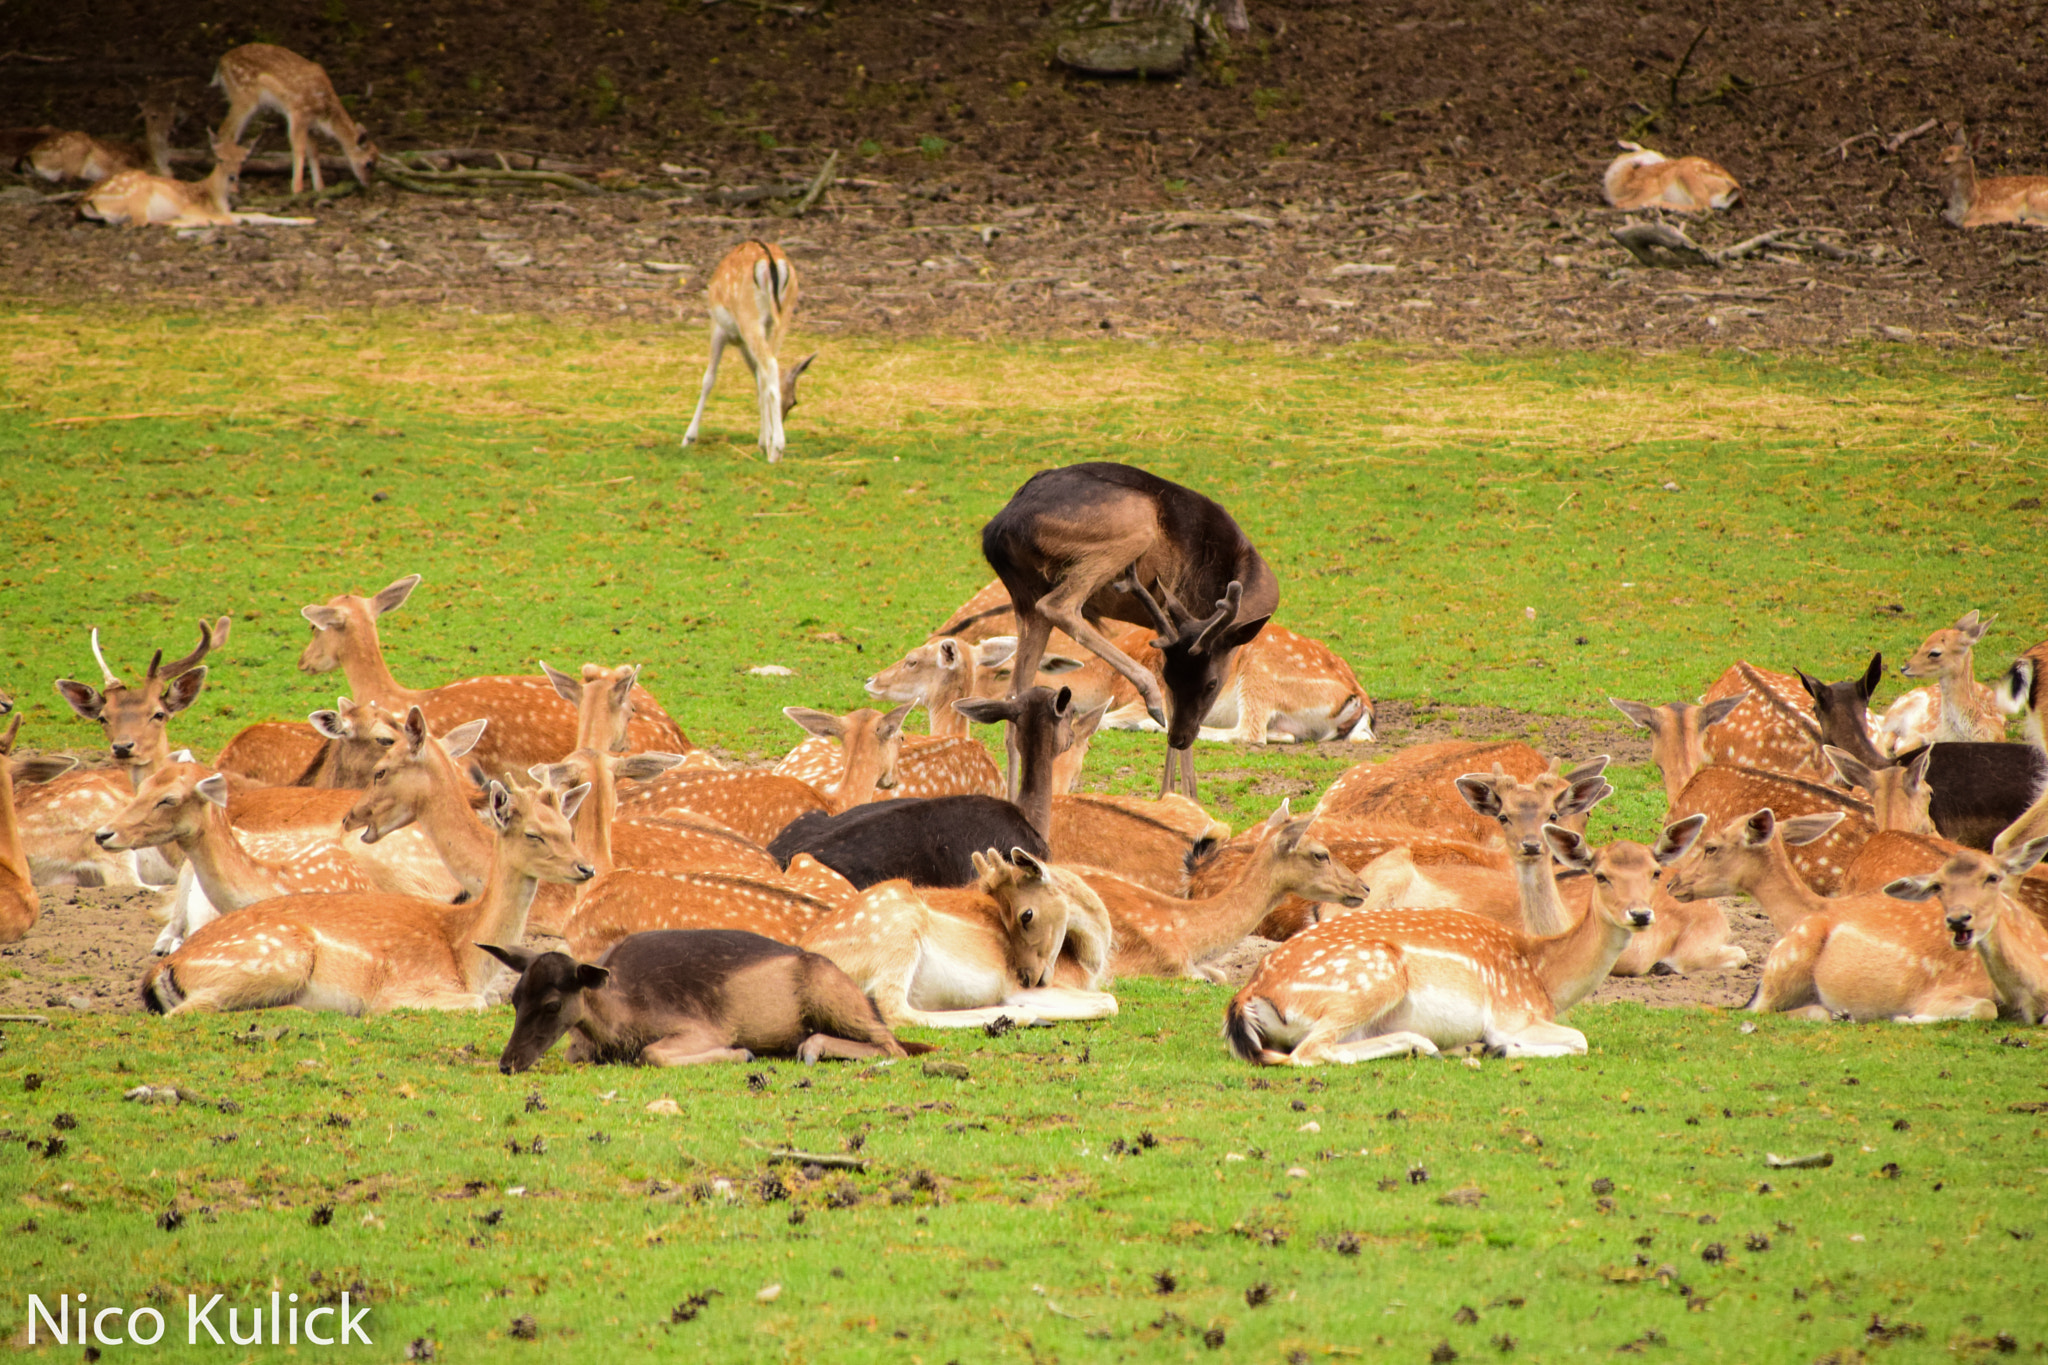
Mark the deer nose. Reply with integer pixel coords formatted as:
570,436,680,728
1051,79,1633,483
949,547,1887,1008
94,829,116,847
110,741,135,758
1628,909,1653,928
573,863,596,882
1519,840,1542,857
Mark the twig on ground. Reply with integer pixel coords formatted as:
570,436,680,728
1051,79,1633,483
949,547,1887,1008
389,158,602,195
789,148,838,217
1611,221,1720,269
1884,118,1940,153
743,1140,871,1170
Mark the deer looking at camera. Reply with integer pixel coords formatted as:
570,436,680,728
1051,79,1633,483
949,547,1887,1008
1935,128,2048,230
681,241,816,461
1888,838,2048,1024
214,43,377,193
981,462,1277,800
1602,142,1741,212
1895,611,2004,742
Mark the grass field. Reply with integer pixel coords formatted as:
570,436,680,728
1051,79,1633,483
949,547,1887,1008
3,311,2047,1360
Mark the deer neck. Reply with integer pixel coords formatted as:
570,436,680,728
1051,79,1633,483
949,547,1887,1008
1511,852,1574,938
1977,900,2048,1020
411,763,494,893
182,802,284,912
1167,837,1298,963
1936,653,1981,738
453,838,543,995
1740,842,1830,934
927,669,971,739
1014,745,1057,839
0,771,27,889
1523,901,1634,1014
340,620,419,709
571,769,619,877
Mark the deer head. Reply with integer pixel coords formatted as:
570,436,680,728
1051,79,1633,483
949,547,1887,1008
344,704,488,842
93,762,232,852
1900,611,1993,681
479,944,611,1074
54,618,228,769
1543,815,1704,932
1887,837,2048,951
1127,576,1271,750
1455,758,1611,861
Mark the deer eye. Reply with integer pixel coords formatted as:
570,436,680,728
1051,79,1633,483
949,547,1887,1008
1313,851,1329,863
158,797,177,808
377,736,394,747
1019,908,1034,926
1594,873,1610,884
527,833,544,843
153,711,169,722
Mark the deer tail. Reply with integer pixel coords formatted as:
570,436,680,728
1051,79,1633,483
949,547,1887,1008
141,960,182,1015
1224,992,1284,1064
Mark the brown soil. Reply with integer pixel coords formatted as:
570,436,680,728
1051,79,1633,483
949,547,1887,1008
0,886,163,1017
2,1,2042,348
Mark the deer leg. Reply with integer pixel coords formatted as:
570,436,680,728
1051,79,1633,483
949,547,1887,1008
758,353,784,462
798,1032,899,1063
1482,1020,1587,1057
644,1033,755,1066
681,327,729,446
1002,986,1117,1020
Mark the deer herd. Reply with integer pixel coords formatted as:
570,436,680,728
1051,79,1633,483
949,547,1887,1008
6,458,2048,1074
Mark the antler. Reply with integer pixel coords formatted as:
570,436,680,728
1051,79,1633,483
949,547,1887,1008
1190,581,1245,655
152,616,230,681
1117,573,1182,647
89,628,123,688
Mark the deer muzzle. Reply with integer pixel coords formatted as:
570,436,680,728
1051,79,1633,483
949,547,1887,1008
1627,908,1654,929
1946,913,1975,950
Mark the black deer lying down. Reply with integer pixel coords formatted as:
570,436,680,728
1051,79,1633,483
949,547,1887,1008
480,931,934,1073
981,461,1277,800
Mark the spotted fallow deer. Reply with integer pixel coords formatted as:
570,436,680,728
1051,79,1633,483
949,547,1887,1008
297,575,693,776
981,462,1278,800
141,779,592,1016
772,702,1008,806
215,696,408,789
1226,817,1703,1065
1897,611,2004,743
557,846,855,961
81,140,248,229
680,241,815,461
1668,765,1878,897
864,635,1093,739
616,768,828,848
1843,830,2048,926
25,98,178,183
0,716,42,944
1935,128,2048,230
801,848,1117,1029
1191,823,1507,940
1888,837,2048,1023
1997,638,2048,750
1609,694,1748,805
214,43,377,194
1050,793,1232,898
1602,142,1741,212
1687,656,1888,787
1108,623,1375,745
1309,744,1601,849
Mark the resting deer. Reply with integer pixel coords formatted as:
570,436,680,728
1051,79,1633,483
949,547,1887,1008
1898,610,2003,742
1844,830,2048,926
1310,743,1597,848
1669,765,1877,896
1935,128,2048,230
865,635,1091,738
215,696,408,789
0,716,42,944
1114,623,1375,745
1602,142,1741,212
81,139,248,229
1610,694,1747,805
981,462,1277,799
1888,838,2048,1023
801,848,1116,1029
142,780,592,1015
558,855,854,962
681,241,815,461
25,99,177,183
617,768,828,847
1226,818,1703,1065
1191,823,1505,940
214,43,377,193
1051,792,1231,898
773,702,1007,804
483,931,933,1072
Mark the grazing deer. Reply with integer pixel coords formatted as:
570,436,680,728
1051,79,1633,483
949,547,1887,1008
1081,803,1367,980
1602,142,1741,212
1843,830,2048,926
215,697,408,789
483,930,934,1072
1935,128,2048,229
801,848,1117,1029
214,43,377,193
1888,838,2048,1022
81,139,248,229
0,716,42,944
1669,765,1877,896
141,780,592,1015
1898,610,2004,742
298,575,693,775
1609,694,1747,804
1051,792,1231,898
981,462,1277,799
680,241,816,461
1226,818,1703,1065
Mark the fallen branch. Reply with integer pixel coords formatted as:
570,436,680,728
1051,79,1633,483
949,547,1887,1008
1884,118,1940,153
0,1013,50,1025
788,148,838,217
388,159,602,195
1719,229,1785,260
1611,221,1720,269
744,1141,870,1171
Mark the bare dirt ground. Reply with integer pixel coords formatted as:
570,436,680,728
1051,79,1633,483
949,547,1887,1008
1,0,2042,349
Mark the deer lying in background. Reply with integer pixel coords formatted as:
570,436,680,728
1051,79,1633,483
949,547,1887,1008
26,99,179,183
215,42,377,193
773,702,1007,803
1226,818,1702,1065
215,696,407,789
1888,837,2048,1023
865,634,1107,737
681,240,815,460
801,848,1116,1029
558,855,853,961
1668,765,1877,896
1602,142,1740,212
1113,623,1375,745
483,930,934,1072
1050,792,1230,898
1191,823,1505,940
1610,694,1747,806
1844,830,2048,926
0,716,42,944
1935,128,2048,230
81,140,248,229
617,767,828,847
1310,743,1599,848
1895,611,2003,742
1080,803,1367,980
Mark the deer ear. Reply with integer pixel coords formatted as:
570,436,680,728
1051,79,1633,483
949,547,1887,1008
196,773,232,808
952,696,1017,726
1741,808,1778,846
11,754,79,784
2004,835,2048,878
1779,811,1846,846
1009,848,1050,882
1608,698,1659,731
1823,745,1874,792
574,963,612,991
783,707,846,740
1052,686,1073,717
1654,814,1706,865
1903,747,1934,791
483,781,515,830
371,574,420,618
973,637,1018,670
878,703,914,740
162,666,208,715
1561,755,1611,785
53,678,107,721
1261,799,1293,835
403,705,430,750
1542,824,1593,870
559,782,591,821
476,942,538,974
301,604,347,631
540,660,581,704
1218,614,1271,654
531,762,574,789
934,639,963,670
442,718,488,759
1883,875,1942,902
1797,669,1825,703
1555,778,1613,821
610,665,639,706
1698,693,1747,729
308,709,348,740
1454,773,1502,818
616,752,687,782
1860,653,1884,700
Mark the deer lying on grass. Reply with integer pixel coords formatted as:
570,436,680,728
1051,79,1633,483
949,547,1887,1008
81,140,248,229
558,855,854,962
1602,142,1741,212
0,716,43,944
801,848,1116,1029
773,703,1006,802
681,241,815,461
25,98,178,182
214,43,377,193
299,575,692,774
1226,817,1703,1065
1191,824,1505,940
1311,744,1600,848
142,780,593,1015
1843,830,2048,925
215,696,407,789
1895,611,2003,742
1669,765,1878,896
1050,792,1231,898
1935,128,2048,230
1079,803,1366,980
1609,695,1747,804
1888,838,2048,1023
981,462,1277,799
617,768,828,847
483,931,934,1071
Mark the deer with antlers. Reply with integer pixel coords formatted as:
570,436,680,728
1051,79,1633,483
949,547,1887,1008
1888,837,2048,1023
1935,128,2048,230
1602,142,1741,212
142,779,592,1015
0,716,42,944
680,241,816,461
1226,817,1704,1064
81,139,248,229
214,43,377,194
981,462,1277,800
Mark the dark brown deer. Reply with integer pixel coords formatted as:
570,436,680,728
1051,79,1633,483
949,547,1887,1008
980,462,1277,799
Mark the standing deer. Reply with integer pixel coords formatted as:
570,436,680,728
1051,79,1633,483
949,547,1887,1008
1898,610,2003,742
214,43,377,193
80,139,246,229
981,462,1277,799
1888,838,2048,1023
1997,638,2048,749
1602,143,1741,212
0,716,42,944
1935,128,2048,229
680,241,816,461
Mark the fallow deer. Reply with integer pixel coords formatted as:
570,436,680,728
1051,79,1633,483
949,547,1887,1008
298,575,693,775
214,43,378,194
214,696,407,789
1602,142,1741,212
1051,792,1231,898
981,462,1277,799
1691,656,1887,786
483,931,932,1072
81,139,248,229
1997,638,2048,750
928,578,1021,644
1310,744,1600,848
1080,803,1367,980
1191,822,1507,939
26,98,178,183
1898,610,2004,742
680,241,815,461
801,848,1117,1029
1609,695,1747,805
1888,838,2048,1023
1668,765,1878,896
541,660,652,754
0,716,42,944
1821,746,1937,837
1112,623,1375,745
1935,128,2048,230
1226,818,1703,1064
1843,830,2048,926
141,780,593,1015
616,768,828,848
864,635,1091,738
558,855,856,962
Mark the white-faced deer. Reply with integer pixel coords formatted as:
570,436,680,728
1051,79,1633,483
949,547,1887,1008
1935,128,2048,229
981,462,1277,799
1602,142,1741,212
1888,837,2048,1023
800,848,1117,1029
1997,638,2048,750
298,575,693,775
482,930,934,1072
0,716,42,944
1898,611,2004,742
1669,765,1877,896
1081,803,1367,980
1226,818,1703,1064
80,139,248,229
141,780,592,1015
1609,695,1748,804
214,43,377,193
680,241,815,461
